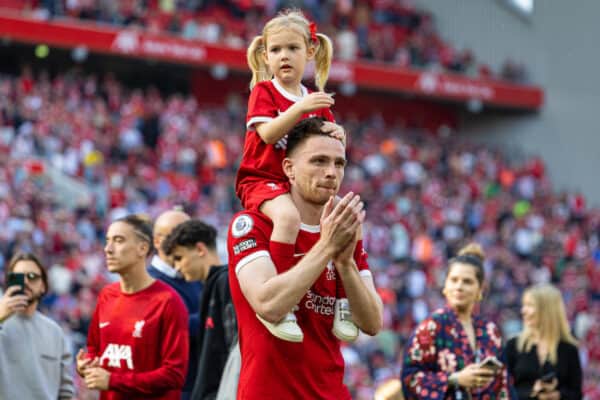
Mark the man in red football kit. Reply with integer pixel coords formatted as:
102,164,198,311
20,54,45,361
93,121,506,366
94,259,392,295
76,214,189,400
228,117,383,399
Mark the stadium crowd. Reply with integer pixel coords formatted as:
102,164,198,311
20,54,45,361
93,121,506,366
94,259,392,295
10,0,528,82
0,68,598,398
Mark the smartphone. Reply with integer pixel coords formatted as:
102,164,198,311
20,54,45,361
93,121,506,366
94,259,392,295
541,371,556,384
480,356,503,372
7,272,25,295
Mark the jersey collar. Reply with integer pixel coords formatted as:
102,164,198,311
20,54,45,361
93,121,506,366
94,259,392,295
271,78,308,103
300,222,320,233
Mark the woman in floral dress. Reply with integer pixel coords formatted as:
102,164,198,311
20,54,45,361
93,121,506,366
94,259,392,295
401,243,511,400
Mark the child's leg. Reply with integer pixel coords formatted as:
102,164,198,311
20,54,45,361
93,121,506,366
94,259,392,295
260,193,301,274
332,217,360,342
336,277,347,301
256,193,304,342
333,281,358,342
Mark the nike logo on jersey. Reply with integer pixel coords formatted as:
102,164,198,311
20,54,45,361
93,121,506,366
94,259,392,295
99,322,110,328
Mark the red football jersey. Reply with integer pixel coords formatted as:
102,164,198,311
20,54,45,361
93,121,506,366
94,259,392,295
87,280,189,400
227,211,371,400
235,80,335,199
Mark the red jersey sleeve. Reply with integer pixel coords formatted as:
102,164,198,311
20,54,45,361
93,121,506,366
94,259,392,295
353,239,371,275
108,295,189,394
320,106,336,123
86,290,102,359
228,212,272,276
246,83,278,130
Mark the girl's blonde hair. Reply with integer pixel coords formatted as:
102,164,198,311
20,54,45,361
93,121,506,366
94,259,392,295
247,9,333,92
517,284,578,364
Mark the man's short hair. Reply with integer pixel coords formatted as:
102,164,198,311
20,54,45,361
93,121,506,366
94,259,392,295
162,220,218,256
285,117,332,157
115,214,154,256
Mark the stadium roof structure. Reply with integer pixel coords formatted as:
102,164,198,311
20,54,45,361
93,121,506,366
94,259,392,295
0,11,543,111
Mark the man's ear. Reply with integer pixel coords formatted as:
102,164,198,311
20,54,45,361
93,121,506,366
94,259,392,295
139,241,150,258
195,242,207,257
153,235,161,253
282,158,294,181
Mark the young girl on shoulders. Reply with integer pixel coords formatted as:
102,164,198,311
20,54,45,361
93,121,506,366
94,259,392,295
235,9,357,343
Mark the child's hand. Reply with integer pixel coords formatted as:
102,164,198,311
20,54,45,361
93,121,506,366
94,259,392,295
296,92,334,114
321,122,346,146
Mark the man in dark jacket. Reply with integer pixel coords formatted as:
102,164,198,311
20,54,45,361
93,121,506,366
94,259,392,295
162,219,237,400
149,209,202,399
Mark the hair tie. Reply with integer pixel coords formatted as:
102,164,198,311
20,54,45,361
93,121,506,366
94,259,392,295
309,21,318,43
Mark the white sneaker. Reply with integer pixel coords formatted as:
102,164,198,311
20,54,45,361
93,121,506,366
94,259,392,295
256,310,304,343
332,298,358,342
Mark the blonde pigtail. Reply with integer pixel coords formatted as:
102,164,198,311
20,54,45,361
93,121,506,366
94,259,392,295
313,33,333,92
247,36,271,90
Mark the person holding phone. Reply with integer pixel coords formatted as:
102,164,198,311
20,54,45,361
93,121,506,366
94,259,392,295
505,284,582,400
0,252,75,400
401,243,510,399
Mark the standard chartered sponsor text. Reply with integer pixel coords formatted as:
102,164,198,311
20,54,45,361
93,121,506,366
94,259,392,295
304,290,335,316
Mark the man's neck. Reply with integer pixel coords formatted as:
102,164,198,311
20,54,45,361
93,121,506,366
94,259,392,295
203,253,223,281
22,302,38,318
119,263,155,294
290,190,324,226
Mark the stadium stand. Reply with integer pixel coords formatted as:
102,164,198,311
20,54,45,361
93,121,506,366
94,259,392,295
2,0,528,82
1,66,598,398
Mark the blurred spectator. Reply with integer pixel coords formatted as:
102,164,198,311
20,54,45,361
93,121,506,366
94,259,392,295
0,252,75,400
401,243,511,399
505,284,582,400
15,1,528,82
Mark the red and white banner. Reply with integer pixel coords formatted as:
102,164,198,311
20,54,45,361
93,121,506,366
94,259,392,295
0,12,543,110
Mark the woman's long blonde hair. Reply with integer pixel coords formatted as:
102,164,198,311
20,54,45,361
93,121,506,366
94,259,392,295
517,284,578,364
247,9,333,92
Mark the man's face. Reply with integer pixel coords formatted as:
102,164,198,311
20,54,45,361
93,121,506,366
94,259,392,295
104,221,148,274
153,211,189,260
170,244,206,282
11,260,45,307
285,135,346,205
